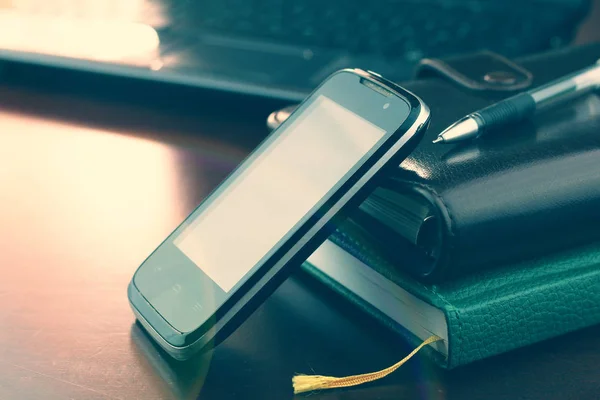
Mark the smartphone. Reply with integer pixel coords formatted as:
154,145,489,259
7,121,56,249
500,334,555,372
128,68,430,360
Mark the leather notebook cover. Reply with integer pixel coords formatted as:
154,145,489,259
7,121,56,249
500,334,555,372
332,42,600,281
303,217,600,369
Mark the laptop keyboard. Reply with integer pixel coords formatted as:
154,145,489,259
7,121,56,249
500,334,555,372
162,0,577,63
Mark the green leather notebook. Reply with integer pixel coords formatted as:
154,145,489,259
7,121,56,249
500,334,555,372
302,219,600,369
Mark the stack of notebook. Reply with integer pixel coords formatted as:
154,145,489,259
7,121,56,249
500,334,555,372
297,44,600,369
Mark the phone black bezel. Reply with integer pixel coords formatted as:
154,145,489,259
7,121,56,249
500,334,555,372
128,69,430,359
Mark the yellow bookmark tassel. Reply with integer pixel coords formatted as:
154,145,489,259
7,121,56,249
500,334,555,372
293,335,443,394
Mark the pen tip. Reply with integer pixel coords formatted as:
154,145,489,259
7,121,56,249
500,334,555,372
432,137,443,144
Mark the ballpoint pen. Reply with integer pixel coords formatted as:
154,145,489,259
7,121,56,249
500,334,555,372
433,59,600,144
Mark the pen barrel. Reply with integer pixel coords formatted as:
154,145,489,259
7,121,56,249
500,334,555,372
473,93,536,134
531,62,600,108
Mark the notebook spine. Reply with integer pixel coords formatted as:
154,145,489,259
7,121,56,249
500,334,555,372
357,186,440,259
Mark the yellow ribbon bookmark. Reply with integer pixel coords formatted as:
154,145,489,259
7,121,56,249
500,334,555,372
293,335,443,394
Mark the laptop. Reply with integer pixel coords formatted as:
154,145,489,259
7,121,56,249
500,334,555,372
0,0,586,102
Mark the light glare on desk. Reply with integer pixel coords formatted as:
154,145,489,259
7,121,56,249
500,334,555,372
0,10,160,66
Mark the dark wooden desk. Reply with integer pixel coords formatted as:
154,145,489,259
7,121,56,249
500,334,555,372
1,80,599,400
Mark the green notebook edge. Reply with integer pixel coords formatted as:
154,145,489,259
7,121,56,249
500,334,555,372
301,219,600,369
300,259,449,366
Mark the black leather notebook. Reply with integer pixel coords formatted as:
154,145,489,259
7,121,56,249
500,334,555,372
342,43,600,281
